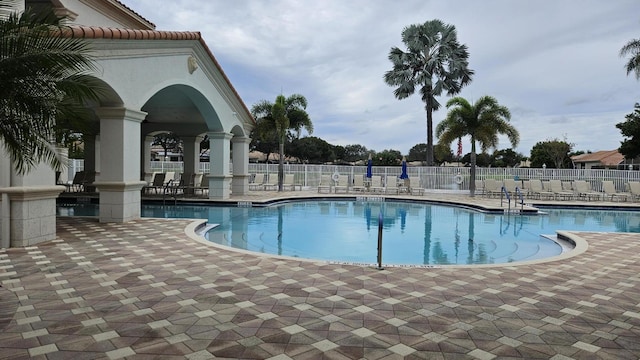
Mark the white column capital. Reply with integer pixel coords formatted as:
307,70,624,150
94,107,147,123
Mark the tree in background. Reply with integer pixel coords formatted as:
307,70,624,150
461,152,492,167
407,143,427,163
251,94,312,191
620,37,640,79
616,103,640,159
342,144,369,163
529,139,573,168
384,19,473,166
0,9,101,173
491,148,525,167
373,149,402,166
436,96,519,196
152,132,182,160
289,137,334,164
434,143,455,165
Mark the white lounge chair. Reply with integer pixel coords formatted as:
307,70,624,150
318,174,333,193
409,176,425,195
602,180,631,201
385,176,400,194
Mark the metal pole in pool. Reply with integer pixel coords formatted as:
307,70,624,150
377,212,384,270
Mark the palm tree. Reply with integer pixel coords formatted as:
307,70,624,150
0,9,100,173
620,38,640,79
384,19,473,166
436,96,519,196
251,94,312,191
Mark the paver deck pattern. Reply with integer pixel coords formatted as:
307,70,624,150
2,192,640,359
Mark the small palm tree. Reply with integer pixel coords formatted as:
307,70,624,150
384,19,473,166
436,96,519,196
0,9,100,173
620,37,640,79
251,94,312,191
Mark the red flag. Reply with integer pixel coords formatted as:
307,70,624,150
457,138,463,157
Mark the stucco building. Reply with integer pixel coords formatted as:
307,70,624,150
0,0,254,247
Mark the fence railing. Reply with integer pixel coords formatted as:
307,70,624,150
65,159,640,192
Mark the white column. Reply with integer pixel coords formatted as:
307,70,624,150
93,107,147,222
207,131,232,199
142,135,153,182
231,136,251,195
182,136,202,175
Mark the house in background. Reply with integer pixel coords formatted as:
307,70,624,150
571,150,638,170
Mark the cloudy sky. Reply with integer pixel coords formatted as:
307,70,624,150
123,0,640,156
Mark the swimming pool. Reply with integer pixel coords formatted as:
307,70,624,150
56,200,640,266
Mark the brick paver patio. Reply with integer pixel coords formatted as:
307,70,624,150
1,193,640,359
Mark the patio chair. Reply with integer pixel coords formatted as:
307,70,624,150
385,176,400,194
350,175,367,193
191,174,208,197
263,174,279,191
628,181,640,202
249,173,266,190
334,175,350,193
369,175,385,193
283,174,302,191
409,176,425,195
601,180,632,202
482,179,502,198
573,180,602,201
143,172,166,195
64,171,85,193
502,178,518,197
164,171,176,185
528,179,554,200
317,174,333,193
549,179,574,200
474,179,484,196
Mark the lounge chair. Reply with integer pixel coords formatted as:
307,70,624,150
573,180,602,201
385,176,400,194
628,181,640,202
65,171,85,193
549,180,574,200
483,179,502,198
334,175,350,193
249,174,266,190
191,174,208,197
528,179,554,200
283,174,302,191
143,172,166,195
317,174,333,193
474,179,484,196
369,175,384,193
602,180,631,201
263,174,279,191
502,178,518,196
351,175,367,193
164,171,175,185
409,176,425,195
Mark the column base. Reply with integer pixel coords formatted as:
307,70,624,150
231,174,250,196
94,181,146,223
208,175,231,200
0,185,65,247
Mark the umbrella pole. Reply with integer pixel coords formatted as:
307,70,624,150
377,213,384,270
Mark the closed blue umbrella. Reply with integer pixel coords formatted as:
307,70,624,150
400,156,408,179
366,154,372,179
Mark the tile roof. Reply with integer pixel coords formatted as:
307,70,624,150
61,26,254,124
571,149,624,166
112,0,155,28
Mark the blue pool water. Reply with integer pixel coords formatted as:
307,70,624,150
56,200,640,266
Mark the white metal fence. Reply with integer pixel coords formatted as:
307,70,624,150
66,159,640,192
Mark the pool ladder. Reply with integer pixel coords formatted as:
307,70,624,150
501,186,525,213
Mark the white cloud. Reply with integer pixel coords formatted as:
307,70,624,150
123,0,640,156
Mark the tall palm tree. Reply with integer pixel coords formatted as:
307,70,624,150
0,9,100,173
251,94,312,191
620,38,640,79
384,19,473,166
436,96,519,196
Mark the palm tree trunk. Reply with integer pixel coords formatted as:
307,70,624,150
278,142,284,192
469,140,477,197
425,93,435,166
